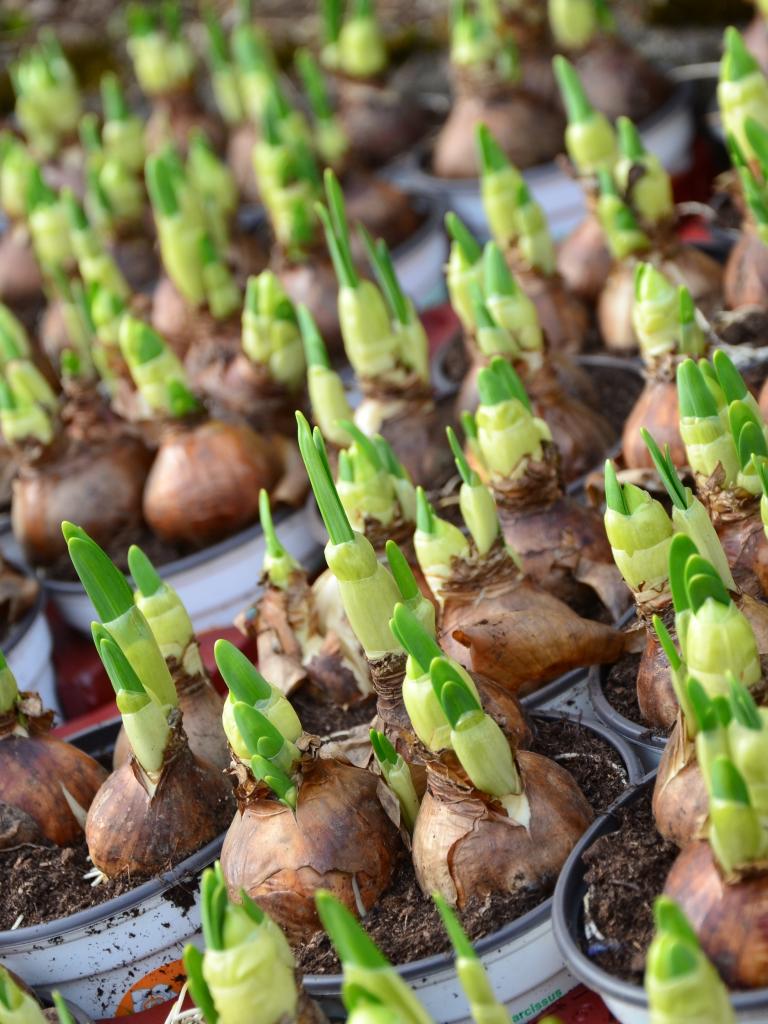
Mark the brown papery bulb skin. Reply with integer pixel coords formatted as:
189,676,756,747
337,79,428,169
151,276,213,359
557,214,613,304
0,231,43,312
345,176,421,253
0,734,108,846
652,721,707,848
227,123,259,203
143,419,280,546
413,749,593,907
114,673,228,772
443,579,627,696
516,268,589,356
636,626,679,730
575,37,671,123
724,228,768,310
715,513,768,601
433,91,564,179
86,734,235,879
144,95,226,157
473,675,534,749
12,437,152,568
40,299,72,369
622,377,685,471
599,248,723,354
376,397,458,489
664,840,768,988
278,257,344,359
220,758,400,943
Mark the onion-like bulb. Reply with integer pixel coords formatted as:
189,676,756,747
0,680,107,847
87,711,234,878
143,419,281,545
220,757,400,943
412,750,593,906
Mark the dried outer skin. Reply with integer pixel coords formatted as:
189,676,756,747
412,749,593,907
87,716,235,878
227,122,259,203
696,472,768,600
664,839,768,988
557,213,613,304
151,275,204,358
598,247,723,354
0,228,43,309
634,592,679,731
652,715,708,848
724,227,768,311
345,176,422,254
220,757,400,943
622,373,686,472
336,77,428,169
433,89,564,179
12,436,152,568
514,266,589,356
40,299,72,369
143,419,281,546
574,36,670,123
0,729,108,846
494,445,630,620
277,255,344,360
114,662,228,771
297,992,330,1024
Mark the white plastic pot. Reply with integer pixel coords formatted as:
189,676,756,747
588,662,666,772
304,712,643,1022
551,777,768,1024
0,832,223,1019
44,505,321,635
388,87,694,240
392,194,448,310
5,583,58,714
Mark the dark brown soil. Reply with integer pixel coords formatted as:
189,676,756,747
289,689,376,737
0,842,135,931
580,790,678,984
585,361,645,439
43,527,190,583
603,654,673,741
296,715,629,973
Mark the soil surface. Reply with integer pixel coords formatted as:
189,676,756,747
290,688,376,737
580,789,678,984
0,842,135,930
296,715,629,973
603,653,673,741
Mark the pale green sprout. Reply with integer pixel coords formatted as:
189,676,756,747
447,426,503,558
668,535,760,699
298,414,402,660
203,9,244,126
26,167,74,271
596,170,651,260
513,180,557,275
725,677,768,823
337,0,387,78
259,489,302,590
645,897,735,1024
0,307,30,364
64,523,179,714
184,861,298,1024
146,152,206,307
615,118,675,227
12,32,81,159
718,27,768,162
548,0,599,50
632,264,707,361
0,135,36,220
126,4,195,97
475,357,551,480
432,657,526,821
232,23,277,123
128,544,204,678
215,639,302,761
242,272,305,391
370,728,420,831
119,315,200,419
476,124,524,249
298,48,349,167
0,650,19,718
450,1,518,83
0,965,49,1024
62,189,130,299
433,894,510,1024
728,396,768,497
553,56,617,175
483,243,543,365
299,304,354,447
445,212,484,333
390,602,481,753
677,358,740,485
0,374,54,447
642,430,735,591
757,458,768,542
100,73,145,174
336,420,411,531
385,540,436,638
603,460,674,599
200,234,241,320
316,890,434,1024
414,486,470,605
233,699,301,778
188,132,238,249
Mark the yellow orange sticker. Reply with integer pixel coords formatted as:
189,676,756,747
116,959,186,1016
